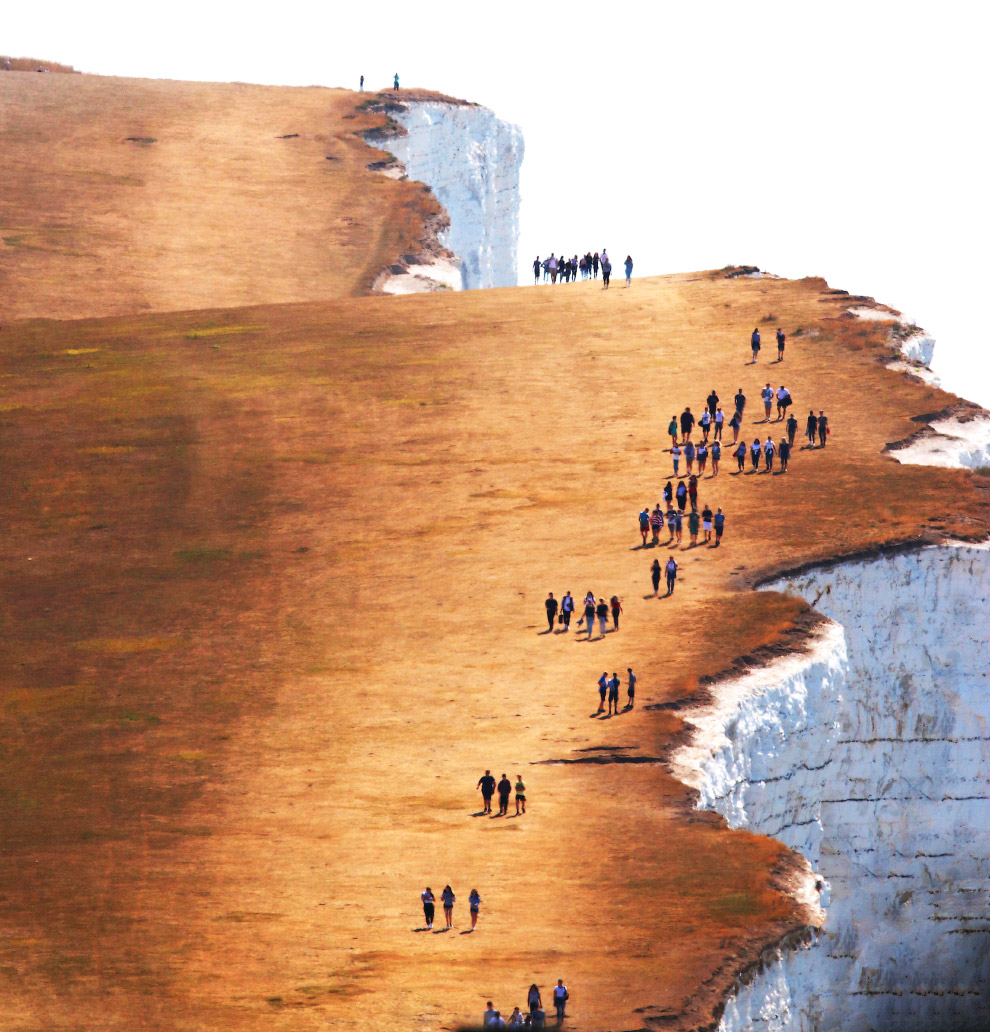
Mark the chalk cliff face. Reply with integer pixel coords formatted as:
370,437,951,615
386,102,524,290
675,544,990,1032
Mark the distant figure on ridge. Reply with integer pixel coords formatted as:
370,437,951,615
751,327,761,362
534,256,541,283
393,72,400,90
360,74,364,91
601,255,612,289
624,255,633,286
776,327,786,360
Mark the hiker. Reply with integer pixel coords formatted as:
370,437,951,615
674,508,683,544
581,595,596,637
779,437,791,472
688,475,699,510
601,256,612,288
711,440,721,475
608,672,620,715
624,255,633,286
610,594,623,630
764,436,776,472
671,442,682,475
545,592,558,631
421,887,435,929
680,406,695,443
441,885,455,928
706,389,719,417
714,406,725,440
776,385,791,420
359,74,364,90
762,383,774,421
676,481,687,512
663,481,674,507
751,328,761,362
665,556,678,595
777,328,786,360
806,410,818,447
497,774,512,816
713,508,726,546
553,981,569,1023
561,591,574,630
469,888,482,929
533,257,541,283
701,504,713,543
734,387,746,418
596,597,609,638
818,410,829,446
597,672,608,712
393,72,400,90
688,508,700,545
477,770,496,813
668,415,679,448
734,440,747,472
651,558,662,596
485,1003,498,1027
639,507,650,546
665,507,677,543
515,773,526,814
592,252,600,277
786,412,798,447
528,985,543,1015
700,409,712,442
697,442,708,476
750,438,762,471
650,505,663,545
729,409,741,444
627,668,637,708
684,439,696,475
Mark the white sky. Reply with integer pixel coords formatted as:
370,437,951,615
6,0,990,406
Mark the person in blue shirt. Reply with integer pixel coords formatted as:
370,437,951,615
393,72,400,90
751,328,761,362
734,440,747,472
713,508,726,546
639,507,650,546
624,255,633,286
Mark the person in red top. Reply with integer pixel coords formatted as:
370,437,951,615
610,595,623,630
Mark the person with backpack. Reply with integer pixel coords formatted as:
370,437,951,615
776,328,786,360
763,436,776,472
779,437,791,473
818,410,829,447
639,507,650,546
553,981,569,1023
734,440,747,472
713,508,726,546
561,591,574,630
651,558,662,596
544,592,558,632
610,595,623,630
665,556,678,595
776,385,791,421
624,255,633,286
751,328,761,362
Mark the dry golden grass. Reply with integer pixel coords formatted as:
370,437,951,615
0,74,443,320
1,270,986,1032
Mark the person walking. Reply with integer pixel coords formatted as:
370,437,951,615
674,508,683,544
761,383,773,421
671,442,682,476
706,389,719,418
684,440,696,476
497,774,512,816
776,327,785,361
786,412,798,447
676,480,688,512
561,591,574,631
697,442,708,476
545,592,558,631
751,328,761,362
650,505,663,546
608,672,620,715
639,507,650,546
601,256,612,289
764,436,776,472
818,410,829,447
713,507,726,546
549,255,558,284
553,980,569,1024
777,384,792,420
592,252,599,278
665,507,677,544
359,74,365,90
469,889,482,930
688,507,700,546
668,415,679,448
714,406,724,441
597,672,608,713
806,409,818,447
734,387,747,419
624,255,633,286
734,440,747,472
680,406,695,443
528,985,543,1016
441,885,455,929
688,474,698,511
484,1002,498,1027
700,409,711,442
711,439,721,475
701,504,713,544
477,770,496,813
533,256,541,283
729,409,741,444
779,437,791,472
514,773,526,814
651,558,662,596
627,668,636,708
665,555,678,595
663,481,674,507
610,594,623,630
421,887,435,930
393,72,400,90
750,438,761,471
581,594,596,638
596,597,609,638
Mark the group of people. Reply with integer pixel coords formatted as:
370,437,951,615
420,885,482,932
484,981,569,1027
641,499,726,548
476,770,527,816
750,326,788,363
596,668,637,714
534,252,633,288
544,591,622,640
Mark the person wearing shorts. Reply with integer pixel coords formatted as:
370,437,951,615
714,406,724,440
515,774,526,814
421,887,435,930
497,774,512,815
597,672,608,712
697,443,708,475
714,508,725,546
700,410,711,442
762,384,773,421
650,506,663,545
711,440,721,475
440,885,455,929
702,505,713,544
608,673,620,715
680,407,695,443
627,668,637,708
684,440,695,475
688,508,700,545
751,328,761,362
469,889,481,930
776,328,785,360
477,770,495,813
639,508,650,546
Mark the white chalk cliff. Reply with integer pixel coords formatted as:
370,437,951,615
384,102,523,291
671,332,990,1031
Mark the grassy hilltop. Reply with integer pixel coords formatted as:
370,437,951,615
1,72,988,1032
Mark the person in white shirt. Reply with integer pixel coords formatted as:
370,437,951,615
552,980,569,1023
775,385,790,421
763,436,776,473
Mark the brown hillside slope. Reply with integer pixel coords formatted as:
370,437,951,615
0,75,441,321
0,273,987,1032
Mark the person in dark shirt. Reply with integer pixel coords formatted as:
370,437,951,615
818,411,828,447
608,672,620,715
734,440,747,472
806,410,818,447
776,328,786,360
544,592,558,631
595,598,609,637
786,413,798,447
779,437,791,473
751,328,761,362
701,505,713,544
477,770,496,813
676,481,688,512
729,410,741,444
497,774,512,816
713,508,726,546
533,257,541,283
680,407,695,443
665,556,678,595
706,389,719,417
734,388,746,418
651,558,662,596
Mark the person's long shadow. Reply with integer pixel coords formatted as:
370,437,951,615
433,928,449,934
471,810,488,817
642,592,655,599
413,926,431,932
459,929,474,935
553,627,568,634
538,629,553,635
